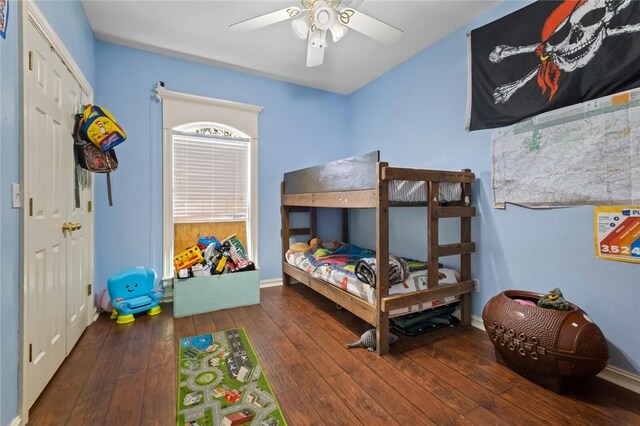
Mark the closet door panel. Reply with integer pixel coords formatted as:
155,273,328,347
23,19,69,410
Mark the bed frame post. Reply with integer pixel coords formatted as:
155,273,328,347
310,207,317,238
281,181,291,286
376,162,390,356
459,170,472,326
427,181,440,289
341,208,349,243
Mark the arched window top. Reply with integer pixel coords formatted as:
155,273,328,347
173,122,249,139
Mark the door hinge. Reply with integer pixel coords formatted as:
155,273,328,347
28,51,33,71
29,344,33,363
29,198,33,217
87,201,92,213
87,283,92,296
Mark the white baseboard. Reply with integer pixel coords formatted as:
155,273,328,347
597,364,640,394
162,278,174,303
471,314,485,331
470,315,640,394
10,415,22,426
260,278,283,288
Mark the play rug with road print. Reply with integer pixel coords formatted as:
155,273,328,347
177,328,287,426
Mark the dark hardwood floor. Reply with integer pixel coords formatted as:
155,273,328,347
28,285,640,425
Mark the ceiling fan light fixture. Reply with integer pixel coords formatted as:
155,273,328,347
230,0,404,67
291,16,310,39
314,6,335,31
329,22,348,42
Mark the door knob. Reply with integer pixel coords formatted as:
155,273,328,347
62,222,82,232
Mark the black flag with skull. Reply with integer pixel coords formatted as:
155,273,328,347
468,0,640,131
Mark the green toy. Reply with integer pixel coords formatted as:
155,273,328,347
537,287,570,311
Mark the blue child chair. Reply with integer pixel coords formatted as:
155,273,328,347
107,267,163,324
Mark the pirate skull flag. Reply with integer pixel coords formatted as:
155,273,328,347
467,0,640,131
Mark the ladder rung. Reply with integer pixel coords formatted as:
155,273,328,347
435,242,476,257
289,227,311,236
435,206,475,218
288,206,311,212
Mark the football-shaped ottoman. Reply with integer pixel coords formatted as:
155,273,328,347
482,290,609,391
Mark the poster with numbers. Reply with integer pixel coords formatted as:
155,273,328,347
595,206,640,264
0,0,8,39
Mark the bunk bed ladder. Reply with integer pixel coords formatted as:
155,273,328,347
426,171,474,328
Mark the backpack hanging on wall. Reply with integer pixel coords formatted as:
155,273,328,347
73,112,119,207
81,104,127,151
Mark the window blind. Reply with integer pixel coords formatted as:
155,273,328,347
172,132,250,223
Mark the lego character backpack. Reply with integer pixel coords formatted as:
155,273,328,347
72,112,119,206
81,104,127,151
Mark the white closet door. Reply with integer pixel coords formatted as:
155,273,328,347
23,18,68,410
64,72,91,355
22,18,93,411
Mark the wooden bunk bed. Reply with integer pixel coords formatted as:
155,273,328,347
280,151,476,355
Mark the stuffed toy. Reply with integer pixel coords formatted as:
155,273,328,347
289,242,310,252
537,287,570,311
290,237,323,253
309,237,322,248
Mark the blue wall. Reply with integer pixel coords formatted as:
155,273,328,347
92,42,350,293
0,1,95,423
348,1,639,373
0,1,20,423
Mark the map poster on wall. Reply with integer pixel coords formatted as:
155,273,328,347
594,206,640,264
492,87,640,208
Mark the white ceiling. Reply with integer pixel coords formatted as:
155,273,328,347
81,0,498,95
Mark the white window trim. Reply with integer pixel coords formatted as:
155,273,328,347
157,88,262,280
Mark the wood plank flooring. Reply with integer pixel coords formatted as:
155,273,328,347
28,285,640,425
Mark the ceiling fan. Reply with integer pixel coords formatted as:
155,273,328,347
230,0,404,67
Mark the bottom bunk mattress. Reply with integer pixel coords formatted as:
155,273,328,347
285,242,461,316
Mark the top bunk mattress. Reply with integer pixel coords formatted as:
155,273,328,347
285,242,461,317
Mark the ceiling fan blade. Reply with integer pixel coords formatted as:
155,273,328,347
230,7,301,32
337,8,403,45
306,29,326,67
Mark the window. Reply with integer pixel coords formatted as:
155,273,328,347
157,89,262,279
172,123,250,223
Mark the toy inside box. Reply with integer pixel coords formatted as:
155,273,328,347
174,234,255,279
